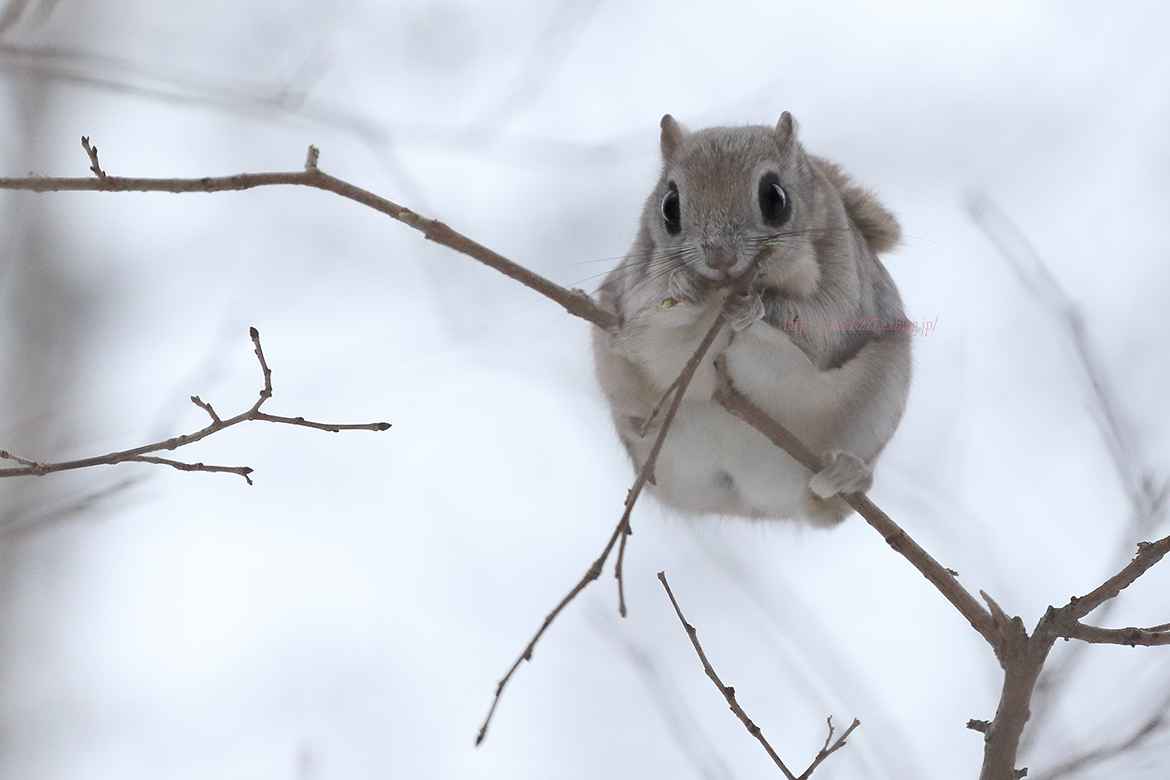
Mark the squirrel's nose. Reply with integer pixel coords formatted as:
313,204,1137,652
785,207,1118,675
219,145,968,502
705,249,736,271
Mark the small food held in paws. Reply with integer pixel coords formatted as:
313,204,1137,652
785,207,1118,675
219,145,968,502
592,113,911,525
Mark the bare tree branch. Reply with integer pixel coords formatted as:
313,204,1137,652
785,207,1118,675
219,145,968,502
798,717,862,780
1061,537,1170,621
637,375,681,437
474,513,626,747
711,356,1000,646
966,193,1170,759
0,139,618,330
709,351,1170,780
476,249,772,746
658,571,859,780
659,570,799,780
1060,623,1170,647
0,327,390,484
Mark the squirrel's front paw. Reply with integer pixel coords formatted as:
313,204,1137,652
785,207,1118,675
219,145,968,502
808,451,872,498
725,289,764,331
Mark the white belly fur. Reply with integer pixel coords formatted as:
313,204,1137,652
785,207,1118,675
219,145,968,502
609,298,902,522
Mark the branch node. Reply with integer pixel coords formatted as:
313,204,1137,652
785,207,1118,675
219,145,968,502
304,145,320,170
967,719,990,734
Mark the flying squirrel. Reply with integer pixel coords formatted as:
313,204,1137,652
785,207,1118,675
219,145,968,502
592,112,911,525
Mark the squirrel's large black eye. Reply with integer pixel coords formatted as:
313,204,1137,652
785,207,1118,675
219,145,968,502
758,173,791,226
661,182,681,235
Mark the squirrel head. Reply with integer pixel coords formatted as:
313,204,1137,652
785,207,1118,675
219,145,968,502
646,113,900,297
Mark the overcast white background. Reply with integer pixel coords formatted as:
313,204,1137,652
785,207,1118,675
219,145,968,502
1,1,1169,778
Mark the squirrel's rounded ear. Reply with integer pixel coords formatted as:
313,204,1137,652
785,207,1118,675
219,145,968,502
774,111,797,149
660,114,687,161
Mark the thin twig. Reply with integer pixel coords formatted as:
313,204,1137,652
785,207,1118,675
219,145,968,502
616,526,630,617
658,571,798,780
190,395,221,424
1061,623,1170,647
129,456,254,485
612,301,726,617
659,572,859,779
798,717,861,780
1061,536,1170,621
638,375,681,437
0,327,390,481
477,249,772,744
611,248,772,614
474,517,629,747
474,309,720,743
80,135,106,179
0,141,618,331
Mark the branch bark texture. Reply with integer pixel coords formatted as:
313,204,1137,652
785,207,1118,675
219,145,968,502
0,140,617,331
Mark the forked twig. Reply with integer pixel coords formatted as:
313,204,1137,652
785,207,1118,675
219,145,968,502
0,327,390,483
476,248,773,746
660,570,798,779
658,571,859,779
799,717,861,780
